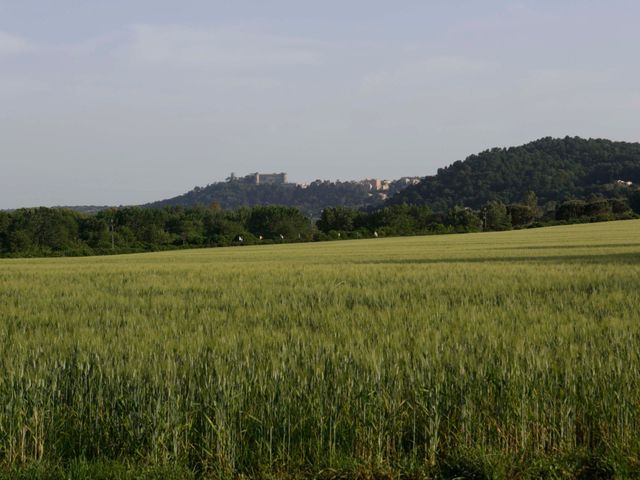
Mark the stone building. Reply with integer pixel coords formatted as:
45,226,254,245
244,172,288,185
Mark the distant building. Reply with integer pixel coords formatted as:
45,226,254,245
231,172,417,192
615,179,633,187
360,178,390,191
359,178,379,191
396,176,422,186
243,172,288,185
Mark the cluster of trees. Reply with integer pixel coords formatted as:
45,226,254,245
2,193,637,257
391,137,640,211
317,193,638,238
0,205,313,257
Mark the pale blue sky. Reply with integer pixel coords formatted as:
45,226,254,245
1,1,639,208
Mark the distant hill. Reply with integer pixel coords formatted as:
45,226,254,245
389,136,640,211
145,179,412,217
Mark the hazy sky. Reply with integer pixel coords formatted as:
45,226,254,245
1,1,639,208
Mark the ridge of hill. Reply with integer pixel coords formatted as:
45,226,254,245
389,136,640,211
143,177,418,217
145,181,377,217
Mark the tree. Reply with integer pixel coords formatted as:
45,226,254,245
556,200,586,220
507,204,535,226
247,206,312,240
317,207,359,233
484,201,512,231
628,190,640,214
79,216,110,249
0,212,10,251
525,191,541,219
584,198,611,217
447,206,482,232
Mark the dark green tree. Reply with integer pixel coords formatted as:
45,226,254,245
484,201,512,231
447,206,482,232
317,207,359,233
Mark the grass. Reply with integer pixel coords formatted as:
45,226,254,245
1,220,640,478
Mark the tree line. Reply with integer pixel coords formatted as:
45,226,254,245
1,193,637,257
319,193,637,238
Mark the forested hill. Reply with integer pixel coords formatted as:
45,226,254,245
145,180,382,217
389,137,640,211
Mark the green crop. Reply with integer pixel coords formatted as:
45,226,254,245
0,220,639,478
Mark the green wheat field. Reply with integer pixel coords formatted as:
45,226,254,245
1,220,640,479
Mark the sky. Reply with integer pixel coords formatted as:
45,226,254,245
1,0,639,208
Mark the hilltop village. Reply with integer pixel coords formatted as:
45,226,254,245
227,171,422,201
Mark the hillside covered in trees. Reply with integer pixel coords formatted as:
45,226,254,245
145,180,383,217
390,137,640,211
